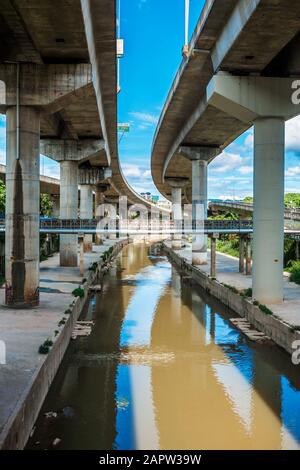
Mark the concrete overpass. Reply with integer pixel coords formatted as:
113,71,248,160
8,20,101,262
209,201,300,224
0,0,158,308
0,163,60,196
151,0,300,304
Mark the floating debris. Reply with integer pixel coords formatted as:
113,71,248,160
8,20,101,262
89,285,102,293
230,318,273,344
44,411,57,419
116,397,129,411
71,321,94,340
52,438,61,447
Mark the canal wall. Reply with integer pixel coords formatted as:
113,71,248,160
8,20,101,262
0,238,130,450
163,243,300,357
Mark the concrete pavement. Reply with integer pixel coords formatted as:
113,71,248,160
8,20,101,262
0,239,128,449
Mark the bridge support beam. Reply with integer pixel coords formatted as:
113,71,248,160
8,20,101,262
95,184,110,244
210,233,219,279
253,118,284,302
179,147,219,265
60,161,78,267
239,237,245,274
80,185,93,252
207,75,300,304
165,178,188,250
51,195,60,218
246,235,252,276
5,106,40,307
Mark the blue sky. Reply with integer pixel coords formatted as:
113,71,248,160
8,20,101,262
0,0,300,201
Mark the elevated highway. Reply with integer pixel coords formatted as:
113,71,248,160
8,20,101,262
0,163,60,195
209,201,300,223
0,0,157,308
151,0,300,304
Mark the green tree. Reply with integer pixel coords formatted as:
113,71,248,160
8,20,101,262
243,196,253,204
40,193,53,216
284,193,300,209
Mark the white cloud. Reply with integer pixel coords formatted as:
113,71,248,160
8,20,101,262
210,152,243,173
0,149,5,165
238,165,253,175
129,111,159,126
285,165,300,177
286,116,300,154
122,163,142,178
244,133,253,148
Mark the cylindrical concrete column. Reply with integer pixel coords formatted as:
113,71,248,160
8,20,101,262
5,106,40,307
210,236,217,279
80,185,93,252
95,189,105,244
171,186,182,250
51,195,60,218
192,159,207,265
60,160,78,267
253,118,285,304
246,237,252,276
239,236,245,273
108,203,117,240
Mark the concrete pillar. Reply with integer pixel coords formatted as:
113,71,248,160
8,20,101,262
79,237,84,277
239,236,245,274
5,106,40,307
60,160,78,267
51,195,60,218
108,203,117,240
171,186,182,250
253,118,285,304
192,159,208,265
80,185,93,252
210,234,218,279
246,236,252,276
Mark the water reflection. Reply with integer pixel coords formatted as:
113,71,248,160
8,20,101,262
27,243,300,450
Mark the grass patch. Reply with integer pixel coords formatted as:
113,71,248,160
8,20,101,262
88,262,98,273
222,283,239,294
286,261,300,285
72,287,85,298
38,338,53,355
216,240,239,258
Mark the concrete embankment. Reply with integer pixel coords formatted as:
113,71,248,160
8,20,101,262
0,238,130,450
163,242,300,357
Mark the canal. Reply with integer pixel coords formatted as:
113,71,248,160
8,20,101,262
27,242,300,450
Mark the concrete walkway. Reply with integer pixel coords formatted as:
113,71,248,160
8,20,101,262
167,241,300,328
0,239,122,447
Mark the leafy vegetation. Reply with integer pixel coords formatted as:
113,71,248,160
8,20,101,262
243,193,300,209
286,261,300,285
0,181,5,213
72,286,85,298
38,338,54,355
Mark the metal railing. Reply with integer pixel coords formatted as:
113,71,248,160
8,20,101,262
0,218,299,238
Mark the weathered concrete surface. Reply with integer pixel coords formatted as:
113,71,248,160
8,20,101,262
0,238,129,450
152,0,300,201
164,241,300,356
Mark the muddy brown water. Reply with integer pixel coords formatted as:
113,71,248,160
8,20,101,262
26,243,300,450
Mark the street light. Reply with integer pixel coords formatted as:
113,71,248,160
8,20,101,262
183,0,190,57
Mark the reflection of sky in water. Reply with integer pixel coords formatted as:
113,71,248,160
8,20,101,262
114,252,300,450
282,376,300,445
120,261,171,347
